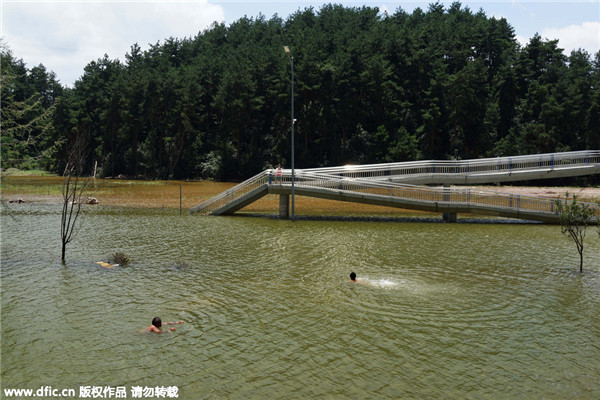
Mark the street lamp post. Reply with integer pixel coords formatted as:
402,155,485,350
284,46,295,220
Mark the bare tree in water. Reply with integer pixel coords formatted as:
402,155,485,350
61,137,91,263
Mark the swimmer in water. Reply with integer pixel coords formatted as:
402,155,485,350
145,317,184,334
350,272,357,282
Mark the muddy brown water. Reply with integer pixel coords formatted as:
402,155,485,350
2,177,599,399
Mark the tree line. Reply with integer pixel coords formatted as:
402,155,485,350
2,2,599,181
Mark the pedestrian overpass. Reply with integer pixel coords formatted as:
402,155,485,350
190,150,600,223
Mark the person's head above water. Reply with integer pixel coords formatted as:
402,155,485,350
350,272,357,282
145,317,183,333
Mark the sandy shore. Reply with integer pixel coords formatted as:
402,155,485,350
474,186,600,202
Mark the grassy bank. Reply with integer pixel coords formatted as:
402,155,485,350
2,175,599,216
1,168,57,177
0,175,428,216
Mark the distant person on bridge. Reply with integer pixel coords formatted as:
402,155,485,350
145,317,184,334
276,164,282,184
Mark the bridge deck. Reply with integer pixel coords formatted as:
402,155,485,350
190,150,600,223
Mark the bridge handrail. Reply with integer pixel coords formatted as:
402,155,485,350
190,150,600,216
302,150,600,180
285,170,600,218
190,171,271,214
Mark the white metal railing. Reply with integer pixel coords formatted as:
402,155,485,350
191,168,600,219
190,151,600,217
190,171,271,215
302,150,600,181
286,170,600,218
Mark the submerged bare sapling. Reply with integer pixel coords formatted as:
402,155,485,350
555,193,595,272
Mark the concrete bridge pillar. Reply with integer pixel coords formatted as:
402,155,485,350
279,194,290,219
442,184,456,222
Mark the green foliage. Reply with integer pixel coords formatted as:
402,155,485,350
388,127,421,162
1,41,60,171
555,193,596,272
198,151,223,180
3,5,600,181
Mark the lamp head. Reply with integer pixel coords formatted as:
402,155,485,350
283,46,290,55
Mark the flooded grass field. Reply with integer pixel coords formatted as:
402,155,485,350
1,175,444,216
2,177,600,399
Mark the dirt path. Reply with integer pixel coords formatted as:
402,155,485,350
474,186,600,202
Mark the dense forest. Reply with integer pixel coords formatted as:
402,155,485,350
2,2,600,181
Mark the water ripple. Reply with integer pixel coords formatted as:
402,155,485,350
2,206,599,398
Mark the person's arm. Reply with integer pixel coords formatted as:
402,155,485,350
164,320,184,326
148,325,176,333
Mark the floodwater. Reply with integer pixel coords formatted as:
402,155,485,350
1,179,600,399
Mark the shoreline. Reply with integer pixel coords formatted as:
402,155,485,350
474,185,600,200
2,176,599,212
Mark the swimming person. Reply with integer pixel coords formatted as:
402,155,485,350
145,317,184,334
350,272,357,282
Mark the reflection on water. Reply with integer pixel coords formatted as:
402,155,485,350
1,203,600,399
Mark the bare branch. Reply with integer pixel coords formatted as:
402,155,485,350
60,134,91,263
